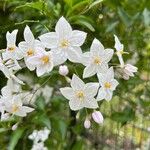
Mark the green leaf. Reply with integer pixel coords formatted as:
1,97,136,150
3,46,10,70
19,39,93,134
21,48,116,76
117,7,132,27
67,0,91,16
89,0,103,9
143,8,150,26
58,120,67,140
15,2,45,11
105,21,119,32
8,128,24,150
75,20,95,32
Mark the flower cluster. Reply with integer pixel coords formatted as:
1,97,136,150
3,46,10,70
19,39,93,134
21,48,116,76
0,16,137,129
28,127,50,150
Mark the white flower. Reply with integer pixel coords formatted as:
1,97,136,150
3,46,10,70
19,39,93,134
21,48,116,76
60,74,99,111
29,128,50,144
2,30,23,60
84,118,91,129
114,34,127,67
27,49,53,77
81,38,114,78
4,94,34,117
92,111,104,124
39,16,87,65
59,65,69,76
31,142,47,150
97,67,119,101
122,64,138,80
19,25,44,70
0,56,24,84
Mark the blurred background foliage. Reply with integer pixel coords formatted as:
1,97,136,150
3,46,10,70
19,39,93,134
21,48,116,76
0,0,150,149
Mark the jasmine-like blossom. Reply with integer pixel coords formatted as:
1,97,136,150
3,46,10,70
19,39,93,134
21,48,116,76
122,64,138,80
39,16,87,65
19,26,44,70
27,49,53,76
2,29,23,60
81,38,114,78
60,74,99,110
97,67,119,101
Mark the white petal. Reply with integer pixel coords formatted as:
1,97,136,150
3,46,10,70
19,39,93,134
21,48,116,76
83,65,96,78
81,52,91,66
70,30,87,46
97,63,109,74
105,90,113,101
15,110,27,117
97,87,106,101
6,30,18,47
22,106,34,113
67,47,82,63
25,58,35,71
39,32,58,49
84,98,98,109
36,66,46,77
55,16,72,38
52,50,67,66
71,74,85,90
69,99,83,111
110,79,119,90
103,48,114,63
60,87,74,100
114,34,124,51
105,67,114,80
85,82,99,97
90,38,104,55
27,56,41,65
24,25,34,43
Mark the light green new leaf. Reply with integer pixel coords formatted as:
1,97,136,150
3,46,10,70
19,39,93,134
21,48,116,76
8,128,24,150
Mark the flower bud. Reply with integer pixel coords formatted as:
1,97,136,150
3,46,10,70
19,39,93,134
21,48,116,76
84,118,91,129
92,111,103,124
12,123,18,131
59,65,69,76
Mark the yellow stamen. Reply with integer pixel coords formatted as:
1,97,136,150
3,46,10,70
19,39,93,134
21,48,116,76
27,49,34,56
12,105,19,113
8,46,15,52
41,55,49,64
94,56,101,65
76,91,84,100
60,39,69,48
104,82,111,89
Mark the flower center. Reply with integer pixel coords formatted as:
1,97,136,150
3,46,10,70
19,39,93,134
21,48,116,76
27,49,34,56
76,91,84,100
60,39,69,48
104,82,111,89
94,56,101,65
117,50,124,55
8,46,15,52
12,105,19,113
41,55,49,64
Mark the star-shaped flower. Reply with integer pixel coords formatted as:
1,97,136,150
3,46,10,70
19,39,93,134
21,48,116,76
81,38,114,78
27,48,53,77
60,74,99,111
19,26,44,70
114,35,129,68
2,29,23,60
39,16,87,65
4,94,34,117
97,67,119,101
